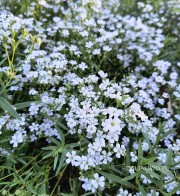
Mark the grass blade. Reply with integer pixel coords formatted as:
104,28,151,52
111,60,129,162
0,97,21,120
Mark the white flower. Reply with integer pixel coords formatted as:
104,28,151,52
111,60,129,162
29,89,38,95
130,152,138,162
10,132,24,148
142,141,149,151
170,72,178,80
130,103,148,121
98,70,108,78
92,49,101,55
29,123,39,132
78,62,87,70
66,151,78,166
91,173,105,189
158,153,167,164
117,188,132,196
75,156,89,170
129,167,135,174
137,111,148,121
38,0,47,6
141,174,151,184
103,46,112,52
101,150,112,164
130,103,141,113
102,118,121,133
69,45,78,52
85,41,93,48
114,144,126,158
29,103,39,115
89,180,97,193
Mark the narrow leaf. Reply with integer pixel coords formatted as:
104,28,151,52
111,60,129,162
165,149,173,168
160,129,175,140
138,183,147,196
54,155,58,170
14,101,34,110
0,97,21,120
49,137,61,146
138,138,143,166
55,125,65,144
121,173,136,181
125,144,131,166
99,171,136,188
142,168,160,180
56,120,68,131
142,131,151,149
170,185,180,194
142,157,157,165
0,58,7,66
148,163,174,177
55,152,66,176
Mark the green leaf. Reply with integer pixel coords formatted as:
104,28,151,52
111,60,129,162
142,131,151,149
125,144,131,166
0,97,21,120
138,138,143,166
0,138,10,143
158,190,171,196
152,190,156,196
148,163,174,177
56,120,68,131
99,171,136,188
42,112,54,121
170,185,180,194
140,170,160,185
14,101,35,110
42,146,56,151
54,155,58,170
165,149,173,168
142,157,157,165
55,152,66,176
65,138,89,149
142,168,160,180
42,151,55,159
49,137,61,146
111,167,124,175
0,58,7,66
18,158,28,165
121,173,136,181
172,161,180,168
80,193,94,196
24,172,33,181
138,183,147,196
27,185,37,195
55,125,65,144
160,129,176,140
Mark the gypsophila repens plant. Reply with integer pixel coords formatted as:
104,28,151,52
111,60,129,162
0,0,179,195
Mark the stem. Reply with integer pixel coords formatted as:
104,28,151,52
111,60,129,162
50,165,68,196
4,45,13,73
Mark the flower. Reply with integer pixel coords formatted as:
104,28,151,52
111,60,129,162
66,151,78,166
130,152,138,162
98,70,108,78
158,153,167,164
102,118,121,133
10,132,24,147
91,173,105,189
114,144,126,158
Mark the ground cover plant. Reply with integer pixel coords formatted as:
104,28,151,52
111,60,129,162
0,0,179,195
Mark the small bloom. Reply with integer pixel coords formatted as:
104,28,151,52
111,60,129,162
66,151,78,166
